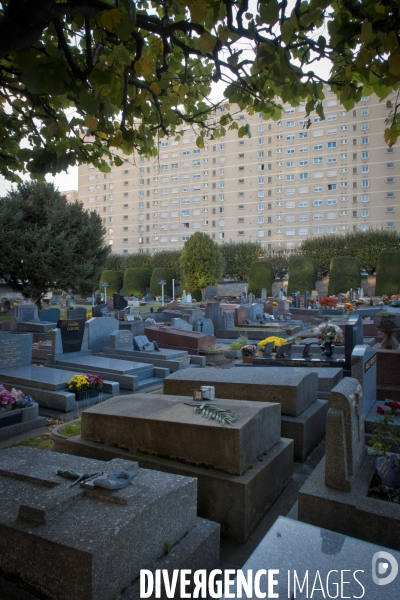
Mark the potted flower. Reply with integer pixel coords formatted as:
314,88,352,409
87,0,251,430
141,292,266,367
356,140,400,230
257,336,287,353
0,385,38,435
240,344,257,363
319,296,337,311
312,323,344,357
67,373,103,401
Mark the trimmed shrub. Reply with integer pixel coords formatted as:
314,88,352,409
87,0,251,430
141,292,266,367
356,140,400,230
328,256,361,295
287,257,316,295
375,252,400,296
123,268,151,297
248,261,274,297
150,267,177,297
99,270,123,295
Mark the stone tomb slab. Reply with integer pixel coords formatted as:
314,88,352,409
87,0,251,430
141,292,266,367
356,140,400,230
250,364,343,399
52,420,293,543
0,447,219,600
55,355,151,375
145,325,215,354
81,394,281,476
224,516,400,600
163,367,317,417
351,344,377,415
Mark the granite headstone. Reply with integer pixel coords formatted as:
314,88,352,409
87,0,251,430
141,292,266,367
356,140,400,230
38,308,60,322
86,316,120,354
0,331,32,369
109,329,133,349
171,318,193,331
194,318,215,335
351,344,377,415
67,307,87,320
325,378,366,492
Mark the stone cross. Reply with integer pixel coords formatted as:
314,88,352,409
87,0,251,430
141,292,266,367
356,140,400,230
325,378,366,492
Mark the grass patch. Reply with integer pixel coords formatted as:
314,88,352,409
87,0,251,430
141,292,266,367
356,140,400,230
15,433,52,450
57,420,81,437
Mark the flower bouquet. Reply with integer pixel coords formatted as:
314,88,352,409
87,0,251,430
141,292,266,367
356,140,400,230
0,385,34,413
240,344,257,357
258,336,287,352
313,323,344,344
319,296,337,309
67,373,103,399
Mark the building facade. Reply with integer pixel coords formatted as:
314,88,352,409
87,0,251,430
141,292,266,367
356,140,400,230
76,88,400,254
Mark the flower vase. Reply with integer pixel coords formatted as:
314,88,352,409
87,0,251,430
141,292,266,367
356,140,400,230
242,356,254,364
322,341,333,358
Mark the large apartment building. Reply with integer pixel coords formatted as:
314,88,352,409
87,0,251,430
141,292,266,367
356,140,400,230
77,88,400,254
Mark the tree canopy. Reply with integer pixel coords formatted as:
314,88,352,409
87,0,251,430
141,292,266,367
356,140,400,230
0,181,110,304
1,0,400,181
180,232,224,299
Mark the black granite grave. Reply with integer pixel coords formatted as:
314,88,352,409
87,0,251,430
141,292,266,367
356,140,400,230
57,319,86,353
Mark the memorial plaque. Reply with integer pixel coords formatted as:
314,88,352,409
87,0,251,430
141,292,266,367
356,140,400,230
57,319,85,353
0,331,32,369
110,329,133,349
263,341,275,356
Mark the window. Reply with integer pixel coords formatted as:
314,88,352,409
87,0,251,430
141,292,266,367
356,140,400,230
286,174,295,181
361,137,369,144
361,224,369,231
258,125,264,132
257,230,265,238
285,229,295,235
313,199,323,206
387,163,394,168
258,177,264,184
286,161,295,168
313,144,323,151
219,194,225,201
327,183,337,190
299,173,308,180
327,156,337,163
387,222,395,228
299,201,309,208
387,207,395,213
258,203,264,210
258,217,264,224
171,163,178,169
361,180,369,188
361,123,369,130
340,125,348,131
340,210,348,216
327,141,337,148
361,209,369,217
327,198,337,205
258,151,264,158
299,160,308,166
361,166,369,173
286,121,295,127
313,227,323,234
387,177,395,183
313,213,323,220
299,132,308,139
258,138,264,145
387,192,395,198
258,190,265,197
286,148,295,154
276,215,283,221
340,196,348,202
219,144,225,150
313,157,323,164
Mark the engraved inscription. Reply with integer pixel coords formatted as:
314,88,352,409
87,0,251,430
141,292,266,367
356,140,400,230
364,354,376,372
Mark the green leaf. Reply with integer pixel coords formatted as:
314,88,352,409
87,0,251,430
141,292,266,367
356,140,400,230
259,0,279,26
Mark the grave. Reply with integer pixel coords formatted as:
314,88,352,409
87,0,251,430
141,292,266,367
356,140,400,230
67,307,87,320
109,329,133,349
86,316,120,354
0,398,45,442
170,317,193,331
182,307,205,327
113,293,127,310
223,310,235,329
224,516,400,600
162,309,183,321
234,304,249,326
163,367,328,462
0,447,219,600
204,301,225,332
194,318,214,335
249,303,264,322
51,394,293,543
10,304,58,333
277,298,291,319
92,303,107,317
351,344,377,415
38,307,60,322
0,331,33,369
145,325,215,355
298,377,400,551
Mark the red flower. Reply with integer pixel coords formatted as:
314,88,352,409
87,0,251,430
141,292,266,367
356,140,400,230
388,401,400,410
376,406,386,415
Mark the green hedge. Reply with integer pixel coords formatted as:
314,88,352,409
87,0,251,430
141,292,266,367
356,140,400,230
287,257,316,295
248,260,274,297
99,270,123,296
150,267,177,297
123,268,151,297
375,252,400,296
328,256,361,295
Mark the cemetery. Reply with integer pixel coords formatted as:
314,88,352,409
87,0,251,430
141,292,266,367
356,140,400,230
1,264,400,599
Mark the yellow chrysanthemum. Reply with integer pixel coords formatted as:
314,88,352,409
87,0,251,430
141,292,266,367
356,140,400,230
257,336,287,350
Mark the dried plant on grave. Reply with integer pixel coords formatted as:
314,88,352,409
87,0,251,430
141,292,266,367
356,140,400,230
184,402,236,426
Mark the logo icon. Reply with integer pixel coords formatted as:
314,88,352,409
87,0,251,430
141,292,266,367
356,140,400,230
372,551,398,586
